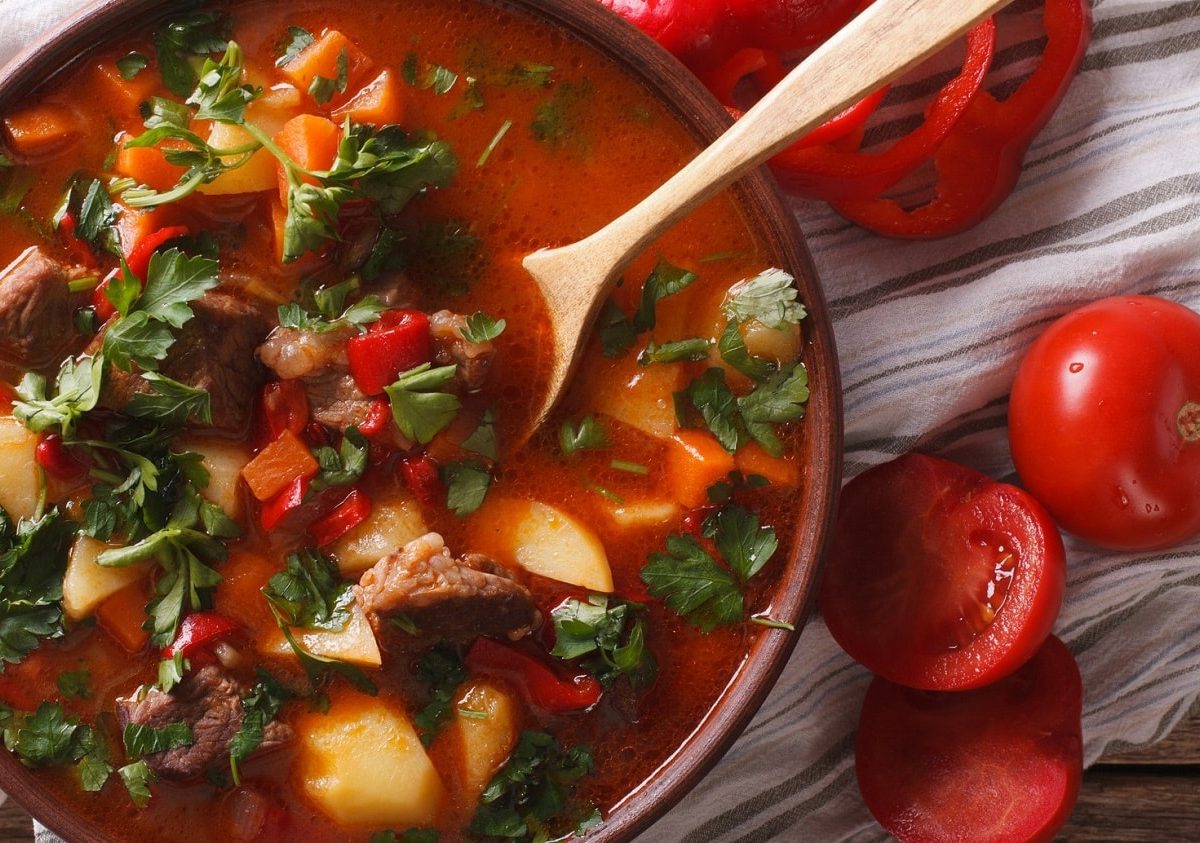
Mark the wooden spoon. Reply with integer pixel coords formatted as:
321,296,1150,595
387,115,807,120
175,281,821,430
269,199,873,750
522,0,1013,429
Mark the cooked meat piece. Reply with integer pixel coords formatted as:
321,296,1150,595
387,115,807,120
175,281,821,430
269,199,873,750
430,310,494,392
115,665,293,780
0,246,81,371
356,532,540,644
96,290,271,433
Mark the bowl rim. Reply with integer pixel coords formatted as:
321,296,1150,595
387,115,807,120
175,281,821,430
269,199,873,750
0,1,843,840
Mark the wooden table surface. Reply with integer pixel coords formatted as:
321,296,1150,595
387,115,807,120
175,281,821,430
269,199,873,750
0,706,1197,841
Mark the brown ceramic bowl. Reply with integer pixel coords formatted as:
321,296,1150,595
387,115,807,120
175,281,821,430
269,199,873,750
0,0,842,840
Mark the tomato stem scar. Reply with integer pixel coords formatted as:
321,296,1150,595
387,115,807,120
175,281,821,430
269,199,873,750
1178,402,1200,443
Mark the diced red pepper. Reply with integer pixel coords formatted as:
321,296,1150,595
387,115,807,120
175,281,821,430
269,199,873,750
125,225,190,280
466,637,602,714
357,398,393,438
260,474,311,531
91,268,124,323
398,454,442,507
261,380,310,442
163,612,239,661
58,212,97,268
35,433,89,480
345,309,433,396
305,421,331,448
309,488,371,547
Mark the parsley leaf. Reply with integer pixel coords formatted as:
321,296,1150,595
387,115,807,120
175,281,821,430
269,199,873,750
736,363,809,457
441,460,491,517
638,337,712,366
124,373,213,426
413,645,466,747
460,409,498,461
228,669,289,785
263,549,354,631
275,27,315,68
326,123,458,216
13,354,104,436
559,415,608,456
188,43,260,123
641,534,742,632
309,48,349,105
461,311,506,343
385,363,461,445
118,760,155,807
675,368,743,453
703,505,778,581
270,608,378,696
717,320,773,382
531,81,591,147
422,65,459,96
599,259,698,358
277,291,385,334
0,510,78,669
122,722,194,758
371,830,440,843
551,595,657,689
722,268,805,330
470,731,595,840
153,12,229,97
56,670,92,700
76,179,119,252
156,652,188,693
116,52,150,80
311,427,368,491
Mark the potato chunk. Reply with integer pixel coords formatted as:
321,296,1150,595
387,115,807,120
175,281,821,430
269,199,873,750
576,353,682,440
332,495,428,574
0,416,39,519
296,691,445,827
260,597,381,668
62,536,149,620
177,437,249,519
471,499,613,592
452,680,520,803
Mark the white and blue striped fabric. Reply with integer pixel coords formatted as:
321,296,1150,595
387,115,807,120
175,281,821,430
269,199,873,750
1,0,1197,841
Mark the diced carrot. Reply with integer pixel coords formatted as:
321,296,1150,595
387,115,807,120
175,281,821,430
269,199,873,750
115,138,189,192
735,441,801,488
213,550,280,638
96,579,151,653
241,428,320,502
3,103,81,160
88,59,158,115
667,430,737,508
278,30,374,106
273,113,341,205
332,69,404,126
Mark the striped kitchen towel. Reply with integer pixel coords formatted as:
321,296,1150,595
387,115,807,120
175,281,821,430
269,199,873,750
1,0,1197,841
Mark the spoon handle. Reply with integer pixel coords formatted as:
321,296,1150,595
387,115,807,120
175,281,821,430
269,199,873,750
577,0,1012,271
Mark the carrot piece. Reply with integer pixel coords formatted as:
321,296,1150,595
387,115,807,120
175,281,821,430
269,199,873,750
3,103,81,159
88,60,158,114
735,441,801,488
96,580,151,653
273,114,341,205
115,139,189,192
213,550,280,638
332,69,404,126
278,30,373,105
113,203,184,256
241,428,320,502
667,431,737,508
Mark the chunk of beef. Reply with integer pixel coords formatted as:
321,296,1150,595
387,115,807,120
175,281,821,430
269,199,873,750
430,310,494,392
356,532,540,644
96,290,271,433
0,247,81,371
115,665,293,780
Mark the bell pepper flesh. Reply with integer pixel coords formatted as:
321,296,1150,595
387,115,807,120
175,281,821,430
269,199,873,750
346,309,433,396
309,488,372,547
466,637,602,713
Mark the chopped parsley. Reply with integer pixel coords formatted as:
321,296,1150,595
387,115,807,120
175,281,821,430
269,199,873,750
275,26,315,68
675,363,809,456
116,52,150,80
722,268,806,330
638,337,712,366
152,11,229,97
385,363,461,445
460,409,498,461
119,760,155,807
551,595,657,689
476,119,513,168
263,549,355,632
600,259,698,358
309,48,349,105
1,702,111,793
13,354,104,436
441,459,492,517
461,311,506,343
122,721,194,758
559,415,608,457
0,510,78,669
228,669,290,785
422,65,459,96
311,427,369,491
413,645,467,746
56,670,92,700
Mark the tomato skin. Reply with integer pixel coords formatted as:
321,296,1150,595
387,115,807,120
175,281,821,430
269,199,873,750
820,453,1065,691
856,635,1083,843
1009,295,1200,551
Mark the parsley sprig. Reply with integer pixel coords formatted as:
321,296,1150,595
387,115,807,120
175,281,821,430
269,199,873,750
551,595,657,688
412,645,467,746
599,259,697,358
0,510,77,670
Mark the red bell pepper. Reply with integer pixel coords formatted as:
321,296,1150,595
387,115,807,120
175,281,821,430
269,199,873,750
357,399,393,438
309,489,371,547
833,0,1091,238
163,612,239,661
261,474,311,531
125,225,190,280
35,433,88,480
345,309,432,396
466,637,602,713
725,0,860,53
398,454,442,507
261,380,310,442
57,212,96,268
91,268,123,323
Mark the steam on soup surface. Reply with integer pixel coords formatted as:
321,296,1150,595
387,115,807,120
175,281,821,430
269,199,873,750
0,0,812,840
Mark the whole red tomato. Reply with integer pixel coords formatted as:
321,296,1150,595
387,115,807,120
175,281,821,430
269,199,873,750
1009,296,1200,551
856,635,1083,843
820,453,1066,691
597,0,726,63
725,0,860,52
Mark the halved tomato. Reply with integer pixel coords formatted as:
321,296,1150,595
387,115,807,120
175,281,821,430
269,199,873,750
819,453,1066,690
855,635,1083,843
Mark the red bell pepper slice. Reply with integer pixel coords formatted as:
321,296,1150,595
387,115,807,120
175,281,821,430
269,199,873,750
357,398,393,438
91,268,123,323
398,454,443,507
466,637,602,713
833,0,1091,238
125,225,191,280
261,474,311,531
345,309,433,396
261,380,310,441
57,212,97,268
163,612,239,660
35,433,89,480
309,488,372,547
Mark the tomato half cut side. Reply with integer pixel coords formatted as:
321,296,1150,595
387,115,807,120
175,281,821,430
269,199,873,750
819,453,1066,690
855,635,1083,843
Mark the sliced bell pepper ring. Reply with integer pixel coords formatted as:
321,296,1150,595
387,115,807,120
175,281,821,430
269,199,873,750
832,0,1091,238
163,612,240,664
309,488,371,547
125,224,191,280
751,17,997,203
466,637,602,713
346,309,433,396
